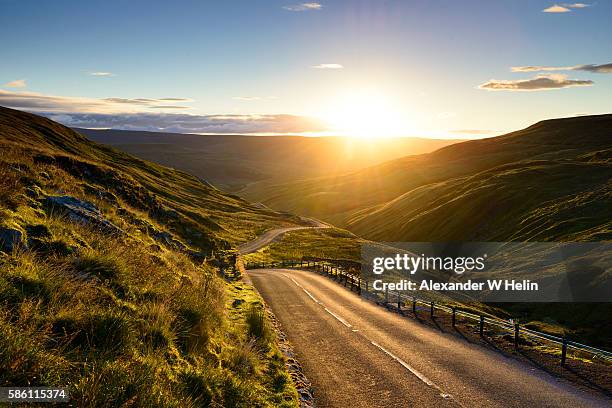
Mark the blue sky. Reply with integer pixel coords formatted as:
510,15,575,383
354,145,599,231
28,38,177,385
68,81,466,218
1,0,611,137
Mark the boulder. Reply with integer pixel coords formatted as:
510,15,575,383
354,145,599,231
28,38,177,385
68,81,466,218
0,227,26,252
44,195,124,235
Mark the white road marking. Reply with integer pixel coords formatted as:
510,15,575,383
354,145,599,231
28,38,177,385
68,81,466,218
323,307,353,328
370,341,455,401
284,271,457,404
288,276,352,327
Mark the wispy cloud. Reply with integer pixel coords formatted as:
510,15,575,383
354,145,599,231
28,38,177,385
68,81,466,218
233,96,261,101
232,96,278,101
283,2,322,12
4,79,27,88
102,97,192,105
89,72,115,77
479,74,593,91
42,112,328,134
0,89,325,134
543,3,590,12
312,63,343,69
0,89,192,113
543,4,571,12
511,62,612,73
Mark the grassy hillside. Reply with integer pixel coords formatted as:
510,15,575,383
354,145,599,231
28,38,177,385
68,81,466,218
0,106,301,406
241,114,612,242
79,128,462,191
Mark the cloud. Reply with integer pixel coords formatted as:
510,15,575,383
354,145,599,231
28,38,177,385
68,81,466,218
89,72,115,77
511,62,612,73
0,89,192,113
232,96,262,101
543,4,571,12
542,3,590,12
511,65,572,72
4,79,27,88
283,3,322,11
39,112,328,134
312,63,343,69
479,74,593,91
574,63,612,73
0,89,326,134
232,96,279,101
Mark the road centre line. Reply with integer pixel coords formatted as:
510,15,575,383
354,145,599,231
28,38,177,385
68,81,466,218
283,271,458,404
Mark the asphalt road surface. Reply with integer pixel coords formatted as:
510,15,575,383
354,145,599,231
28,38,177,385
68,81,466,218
238,222,328,255
249,268,610,408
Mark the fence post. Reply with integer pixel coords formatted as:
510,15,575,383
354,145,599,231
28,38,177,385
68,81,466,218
561,336,568,367
452,307,456,327
358,278,362,295
412,297,416,314
430,302,434,319
479,316,484,337
514,321,520,350
385,286,389,304
397,292,402,313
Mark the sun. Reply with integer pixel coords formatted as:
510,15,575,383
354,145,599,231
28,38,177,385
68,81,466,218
323,90,408,139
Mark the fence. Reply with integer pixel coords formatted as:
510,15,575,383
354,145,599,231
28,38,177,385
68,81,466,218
244,259,612,366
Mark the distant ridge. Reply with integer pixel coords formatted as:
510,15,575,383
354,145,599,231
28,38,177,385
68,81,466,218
240,114,612,242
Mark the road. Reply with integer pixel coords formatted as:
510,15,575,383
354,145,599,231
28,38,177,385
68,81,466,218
249,268,610,408
237,221,328,255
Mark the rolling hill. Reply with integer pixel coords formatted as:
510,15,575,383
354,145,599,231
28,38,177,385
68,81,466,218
240,114,612,242
78,128,462,191
0,106,302,406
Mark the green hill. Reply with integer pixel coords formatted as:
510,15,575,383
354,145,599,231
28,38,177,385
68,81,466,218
241,114,612,242
0,106,301,406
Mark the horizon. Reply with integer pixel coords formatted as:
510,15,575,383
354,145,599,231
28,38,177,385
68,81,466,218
1,0,611,139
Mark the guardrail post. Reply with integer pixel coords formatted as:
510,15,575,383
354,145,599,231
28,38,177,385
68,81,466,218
479,316,484,337
452,307,456,327
397,292,402,313
561,336,568,366
412,297,416,314
514,322,520,350
358,278,362,295
430,302,435,319
385,286,389,304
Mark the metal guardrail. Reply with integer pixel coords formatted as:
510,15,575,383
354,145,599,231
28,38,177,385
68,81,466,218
244,259,612,366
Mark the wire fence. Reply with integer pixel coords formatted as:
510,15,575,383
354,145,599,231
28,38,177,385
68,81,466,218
244,259,612,366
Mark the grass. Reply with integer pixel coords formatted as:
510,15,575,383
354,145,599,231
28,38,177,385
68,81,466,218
243,227,367,264
0,106,300,407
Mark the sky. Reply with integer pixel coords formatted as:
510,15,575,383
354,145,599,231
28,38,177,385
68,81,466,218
1,0,611,138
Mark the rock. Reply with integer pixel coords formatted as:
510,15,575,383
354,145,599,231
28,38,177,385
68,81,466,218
188,250,208,262
153,231,186,251
0,227,26,252
44,195,124,236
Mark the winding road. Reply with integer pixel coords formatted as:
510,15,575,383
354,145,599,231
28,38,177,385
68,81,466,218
249,268,609,408
238,226,609,407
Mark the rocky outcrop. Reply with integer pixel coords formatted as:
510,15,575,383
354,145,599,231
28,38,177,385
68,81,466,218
44,195,124,235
